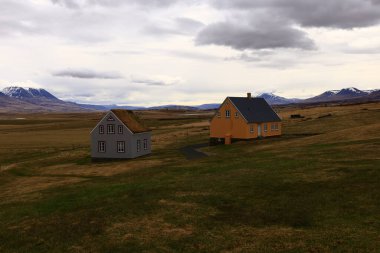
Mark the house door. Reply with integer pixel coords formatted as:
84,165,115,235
258,124,261,137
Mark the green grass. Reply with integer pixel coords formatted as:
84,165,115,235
0,105,379,252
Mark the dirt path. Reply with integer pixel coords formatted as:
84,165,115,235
180,143,209,160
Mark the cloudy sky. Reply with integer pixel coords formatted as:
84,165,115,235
0,0,380,106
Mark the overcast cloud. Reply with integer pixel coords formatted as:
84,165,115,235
0,0,379,105
53,69,123,79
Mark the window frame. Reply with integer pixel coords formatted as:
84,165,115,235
143,139,148,150
99,125,104,134
137,140,141,152
107,124,115,134
250,125,254,133
225,110,231,118
117,141,125,153
118,125,123,134
98,141,106,153
264,124,268,132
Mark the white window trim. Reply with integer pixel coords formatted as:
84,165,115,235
137,140,141,152
250,125,254,133
143,139,148,150
117,141,125,153
118,125,123,134
98,141,106,153
226,110,231,118
99,125,104,134
107,124,115,134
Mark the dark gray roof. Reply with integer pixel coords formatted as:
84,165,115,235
228,97,281,123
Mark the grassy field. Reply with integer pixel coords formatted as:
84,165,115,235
0,103,379,252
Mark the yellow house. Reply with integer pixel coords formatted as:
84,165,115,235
210,93,282,144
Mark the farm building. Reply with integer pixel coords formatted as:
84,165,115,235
210,93,282,144
91,109,151,159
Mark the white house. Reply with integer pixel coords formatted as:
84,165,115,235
90,109,151,159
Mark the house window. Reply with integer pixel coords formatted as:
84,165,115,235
98,141,106,153
117,141,125,153
107,116,114,121
118,125,123,134
226,110,230,118
99,125,104,134
137,140,141,152
107,124,115,134
235,112,239,118
250,125,254,133
264,124,268,132
144,139,148,150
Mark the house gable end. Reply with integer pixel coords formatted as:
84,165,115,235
211,97,249,124
90,111,134,135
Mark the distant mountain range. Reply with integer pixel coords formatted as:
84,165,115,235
256,87,379,105
0,87,87,113
0,86,379,113
257,93,302,105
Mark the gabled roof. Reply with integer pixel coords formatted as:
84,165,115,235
228,97,281,123
111,109,150,133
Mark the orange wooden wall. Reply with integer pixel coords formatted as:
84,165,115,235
210,98,282,140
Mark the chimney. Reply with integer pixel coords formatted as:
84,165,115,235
247,92,252,99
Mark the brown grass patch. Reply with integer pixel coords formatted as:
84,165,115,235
158,199,198,208
162,120,210,129
39,159,164,177
175,191,214,197
0,176,86,203
107,215,193,242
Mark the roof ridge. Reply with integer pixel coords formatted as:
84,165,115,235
228,96,281,123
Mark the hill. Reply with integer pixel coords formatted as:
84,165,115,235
258,93,301,105
0,102,379,251
1,86,379,112
0,87,89,113
305,87,373,103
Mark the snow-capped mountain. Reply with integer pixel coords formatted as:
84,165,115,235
0,86,88,112
335,87,368,97
0,86,379,113
2,87,58,100
257,93,301,105
306,87,372,103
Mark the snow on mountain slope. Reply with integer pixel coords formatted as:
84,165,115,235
2,87,58,100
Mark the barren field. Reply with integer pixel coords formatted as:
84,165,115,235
0,103,379,252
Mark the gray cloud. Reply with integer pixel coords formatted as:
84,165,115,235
50,0,80,9
53,69,123,79
211,0,380,29
196,21,316,50
51,0,183,9
196,0,380,51
131,76,182,86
